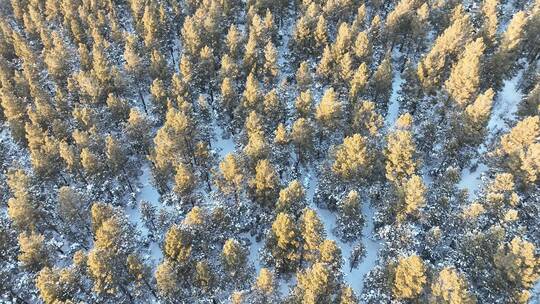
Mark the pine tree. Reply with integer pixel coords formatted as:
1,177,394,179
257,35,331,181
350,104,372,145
57,186,90,238
351,100,383,137
397,174,426,222
430,267,475,304
316,88,342,132
314,15,328,52
217,153,244,203
221,54,240,82
295,90,313,118
263,89,284,129
484,173,519,216
319,239,342,270
353,31,371,63
495,116,540,187
296,61,312,92
253,267,276,301
274,123,288,146
445,38,486,107
0,85,28,143
242,72,261,112
125,108,152,154
195,260,214,293
152,107,196,183
244,32,259,74
7,170,38,232
494,237,539,291
126,254,154,296
163,224,192,265
244,131,269,162
245,110,264,137
291,118,314,165
339,286,359,304
518,82,540,117
333,23,352,61
105,135,127,177
106,93,129,122
481,0,499,47
181,16,202,57
150,78,169,118
293,262,339,303
174,163,196,205
317,46,334,81
300,208,325,263
226,25,243,60
263,42,278,83
385,114,417,184
385,0,420,46
80,147,100,178
36,266,79,304
266,212,300,271
292,16,312,58
150,49,169,81
332,134,371,181
276,180,306,215
371,53,393,105
250,159,279,208
461,88,494,146
221,77,238,116
18,231,50,271
124,34,145,80
492,11,528,84
392,255,426,300
222,238,249,283
349,62,369,103
410,3,430,53
417,9,473,91
337,190,364,241
198,46,217,91
92,41,112,87
339,52,354,84
43,31,71,83
155,260,181,299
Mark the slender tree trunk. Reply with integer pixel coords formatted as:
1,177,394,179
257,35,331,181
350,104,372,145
9,289,30,304
77,168,89,185
118,284,135,304
122,167,135,193
138,89,148,114
59,172,68,185
169,46,176,67
144,279,158,299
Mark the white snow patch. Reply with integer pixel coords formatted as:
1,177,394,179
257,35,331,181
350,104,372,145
385,69,405,128
458,71,524,200
532,280,540,303
487,70,524,139
212,121,236,159
457,162,489,199
247,234,264,273
304,171,382,296
126,165,164,265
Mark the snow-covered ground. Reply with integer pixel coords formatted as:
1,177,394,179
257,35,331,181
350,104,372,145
385,65,404,128
487,69,524,139
119,55,533,301
212,120,236,159
126,165,163,265
303,170,382,296
458,162,489,199
532,281,540,303
457,70,524,199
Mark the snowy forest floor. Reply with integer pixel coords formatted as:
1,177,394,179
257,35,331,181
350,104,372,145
121,59,535,297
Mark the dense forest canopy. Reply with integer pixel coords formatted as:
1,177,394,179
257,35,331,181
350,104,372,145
0,0,539,303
